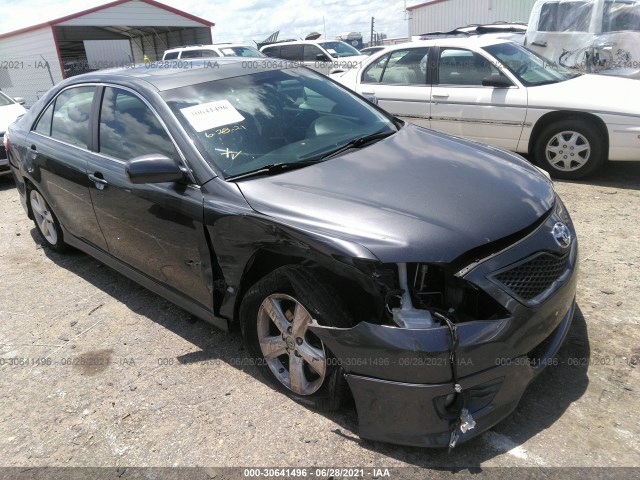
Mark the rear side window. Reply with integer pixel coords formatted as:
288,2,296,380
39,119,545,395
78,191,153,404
163,51,179,60
362,48,429,85
538,1,593,32
49,86,96,148
33,103,54,136
279,44,303,61
262,46,279,57
180,50,202,59
98,87,177,161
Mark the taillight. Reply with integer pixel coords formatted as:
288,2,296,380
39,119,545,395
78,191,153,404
2,131,9,153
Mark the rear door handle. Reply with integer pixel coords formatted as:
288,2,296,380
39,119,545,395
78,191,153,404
88,173,108,190
433,94,450,98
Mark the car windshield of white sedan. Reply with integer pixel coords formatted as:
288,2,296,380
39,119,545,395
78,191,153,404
318,41,360,57
162,68,396,179
483,42,578,86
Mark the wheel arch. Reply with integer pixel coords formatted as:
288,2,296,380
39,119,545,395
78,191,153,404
528,110,609,158
231,246,386,329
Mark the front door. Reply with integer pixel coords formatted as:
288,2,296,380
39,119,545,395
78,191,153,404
430,47,528,150
86,86,212,309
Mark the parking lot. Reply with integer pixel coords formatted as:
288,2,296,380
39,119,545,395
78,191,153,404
0,161,639,471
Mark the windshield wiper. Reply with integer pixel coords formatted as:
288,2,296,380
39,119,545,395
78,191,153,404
226,160,322,181
309,130,396,162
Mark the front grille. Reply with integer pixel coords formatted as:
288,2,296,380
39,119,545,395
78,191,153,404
494,252,569,302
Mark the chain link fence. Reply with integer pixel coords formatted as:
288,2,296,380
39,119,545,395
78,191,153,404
0,53,62,107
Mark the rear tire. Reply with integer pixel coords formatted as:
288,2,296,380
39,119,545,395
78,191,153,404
240,266,352,411
29,188,69,253
534,119,605,179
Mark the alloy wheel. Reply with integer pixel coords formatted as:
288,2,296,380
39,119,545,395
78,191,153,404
30,190,58,245
257,293,326,395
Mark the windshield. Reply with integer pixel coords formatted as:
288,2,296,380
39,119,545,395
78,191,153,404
318,41,361,57
162,68,397,179
483,42,578,86
221,46,266,57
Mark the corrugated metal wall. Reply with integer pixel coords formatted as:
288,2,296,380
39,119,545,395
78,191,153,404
408,0,538,35
0,27,63,105
58,2,203,27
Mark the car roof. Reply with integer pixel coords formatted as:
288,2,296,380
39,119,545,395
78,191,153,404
376,37,511,51
58,58,282,92
262,39,346,48
165,43,253,53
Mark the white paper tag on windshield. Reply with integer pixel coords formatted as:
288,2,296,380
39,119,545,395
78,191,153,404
180,100,245,132
221,48,235,55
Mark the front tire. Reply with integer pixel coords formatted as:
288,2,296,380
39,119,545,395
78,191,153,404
534,119,605,179
29,188,69,252
240,266,352,411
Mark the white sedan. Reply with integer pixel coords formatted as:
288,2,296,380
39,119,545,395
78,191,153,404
331,36,640,179
0,91,27,177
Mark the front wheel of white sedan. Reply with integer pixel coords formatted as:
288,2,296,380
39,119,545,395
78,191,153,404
534,119,606,179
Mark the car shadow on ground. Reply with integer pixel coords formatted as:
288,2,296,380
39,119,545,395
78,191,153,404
566,161,640,192
0,176,16,192
36,235,589,468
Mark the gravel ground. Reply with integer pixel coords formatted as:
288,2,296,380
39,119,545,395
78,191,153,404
0,161,639,473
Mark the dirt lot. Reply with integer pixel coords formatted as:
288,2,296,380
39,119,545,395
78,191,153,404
0,161,639,474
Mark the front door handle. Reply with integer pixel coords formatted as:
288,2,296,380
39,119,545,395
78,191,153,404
29,144,38,160
88,173,108,190
433,94,450,98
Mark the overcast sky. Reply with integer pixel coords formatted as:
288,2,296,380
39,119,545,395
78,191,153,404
0,0,412,43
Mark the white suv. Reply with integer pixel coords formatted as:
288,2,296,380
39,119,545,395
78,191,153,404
260,40,365,74
162,44,265,60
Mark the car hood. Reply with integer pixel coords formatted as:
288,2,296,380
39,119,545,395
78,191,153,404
0,103,27,133
237,125,555,263
528,74,640,115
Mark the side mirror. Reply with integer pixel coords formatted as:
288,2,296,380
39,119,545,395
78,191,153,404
362,94,379,105
482,75,513,88
126,154,185,184
316,53,330,62
13,97,26,105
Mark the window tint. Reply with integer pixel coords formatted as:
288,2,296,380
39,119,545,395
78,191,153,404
262,46,279,57
164,51,179,60
380,48,428,85
200,49,220,57
303,45,323,61
362,53,390,83
34,102,54,136
538,1,593,32
181,50,202,59
279,44,303,61
603,1,640,32
438,48,500,86
99,87,177,161
50,86,95,148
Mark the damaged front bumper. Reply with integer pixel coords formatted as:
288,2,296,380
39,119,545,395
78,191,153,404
310,218,579,448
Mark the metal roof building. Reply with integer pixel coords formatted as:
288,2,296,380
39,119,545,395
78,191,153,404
406,0,537,37
0,0,215,105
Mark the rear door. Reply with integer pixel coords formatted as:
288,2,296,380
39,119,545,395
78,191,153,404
430,46,528,150
27,85,108,250
355,47,431,128
86,85,212,309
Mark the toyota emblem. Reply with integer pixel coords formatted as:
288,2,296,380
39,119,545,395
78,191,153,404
552,222,571,248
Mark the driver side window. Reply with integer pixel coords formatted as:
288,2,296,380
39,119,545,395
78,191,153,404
437,48,502,86
98,87,178,161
